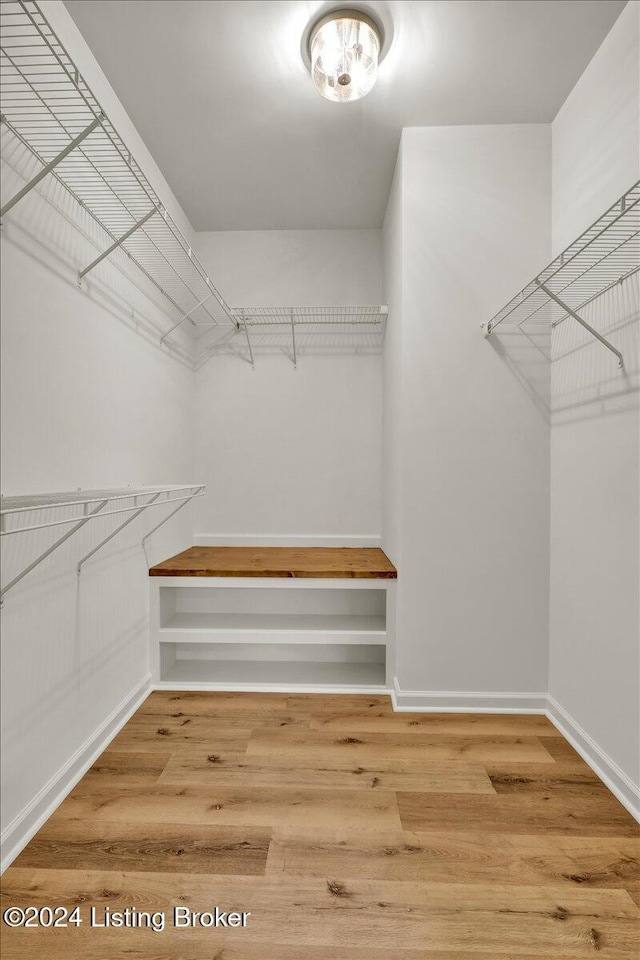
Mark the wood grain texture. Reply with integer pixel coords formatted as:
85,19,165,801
12,821,271,876
246,728,557,764
79,750,172,785
106,715,252,753
157,753,496,793
398,792,639,837
266,827,640,897
2,691,638,959
486,762,604,795
148,546,397,578
1,870,637,957
51,783,402,831
308,711,562,736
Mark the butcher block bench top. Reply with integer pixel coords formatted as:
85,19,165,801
149,546,397,579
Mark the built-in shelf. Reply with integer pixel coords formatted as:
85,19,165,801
160,611,386,642
483,180,639,368
150,546,397,579
159,657,386,689
150,549,395,691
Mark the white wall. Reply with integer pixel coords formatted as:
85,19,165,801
549,0,640,799
193,230,383,543
552,0,640,253
383,125,551,700
0,179,195,869
194,229,382,307
0,3,197,867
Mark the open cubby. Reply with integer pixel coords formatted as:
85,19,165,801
157,585,386,645
159,640,386,689
151,559,395,691
150,548,396,691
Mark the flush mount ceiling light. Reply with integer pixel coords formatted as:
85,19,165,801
306,9,383,103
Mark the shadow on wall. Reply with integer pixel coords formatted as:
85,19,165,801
0,129,193,366
196,326,386,369
552,275,639,427
485,273,639,425
0,511,155,827
486,322,551,421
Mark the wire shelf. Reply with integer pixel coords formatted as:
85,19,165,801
0,1,388,359
486,181,640,335
1,485,205,534
1,484,202,517
1,484,205,600
0,0,234,330
232,305,388,326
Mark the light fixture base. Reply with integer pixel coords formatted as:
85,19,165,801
300,3,392,73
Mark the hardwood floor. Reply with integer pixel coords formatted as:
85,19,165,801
2,692,638,959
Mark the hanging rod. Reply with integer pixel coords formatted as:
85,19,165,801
0,485,204,600
483,181,639,366
0,0,235,331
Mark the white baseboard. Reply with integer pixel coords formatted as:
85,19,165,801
391,677,547,713
546,695,640,823
194,534,382,548
0,674,152,875
390,678,639,822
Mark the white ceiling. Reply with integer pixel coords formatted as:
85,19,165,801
64,0,625,231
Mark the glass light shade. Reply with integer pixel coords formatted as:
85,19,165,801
310,11,380,103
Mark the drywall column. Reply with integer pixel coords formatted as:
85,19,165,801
549,0,640,808
383,124,551,706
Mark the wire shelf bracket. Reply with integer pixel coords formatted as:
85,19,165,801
0,113,103,218
76,490,162,575
160,293,215,345
290,310,297,369
535,279,624,368
141,496,193,568
242,317,255,369
0,484,204,600
78,205,158,282
483,181,639,368
0,497,108,603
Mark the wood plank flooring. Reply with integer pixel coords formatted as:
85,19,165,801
2,692,638,959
